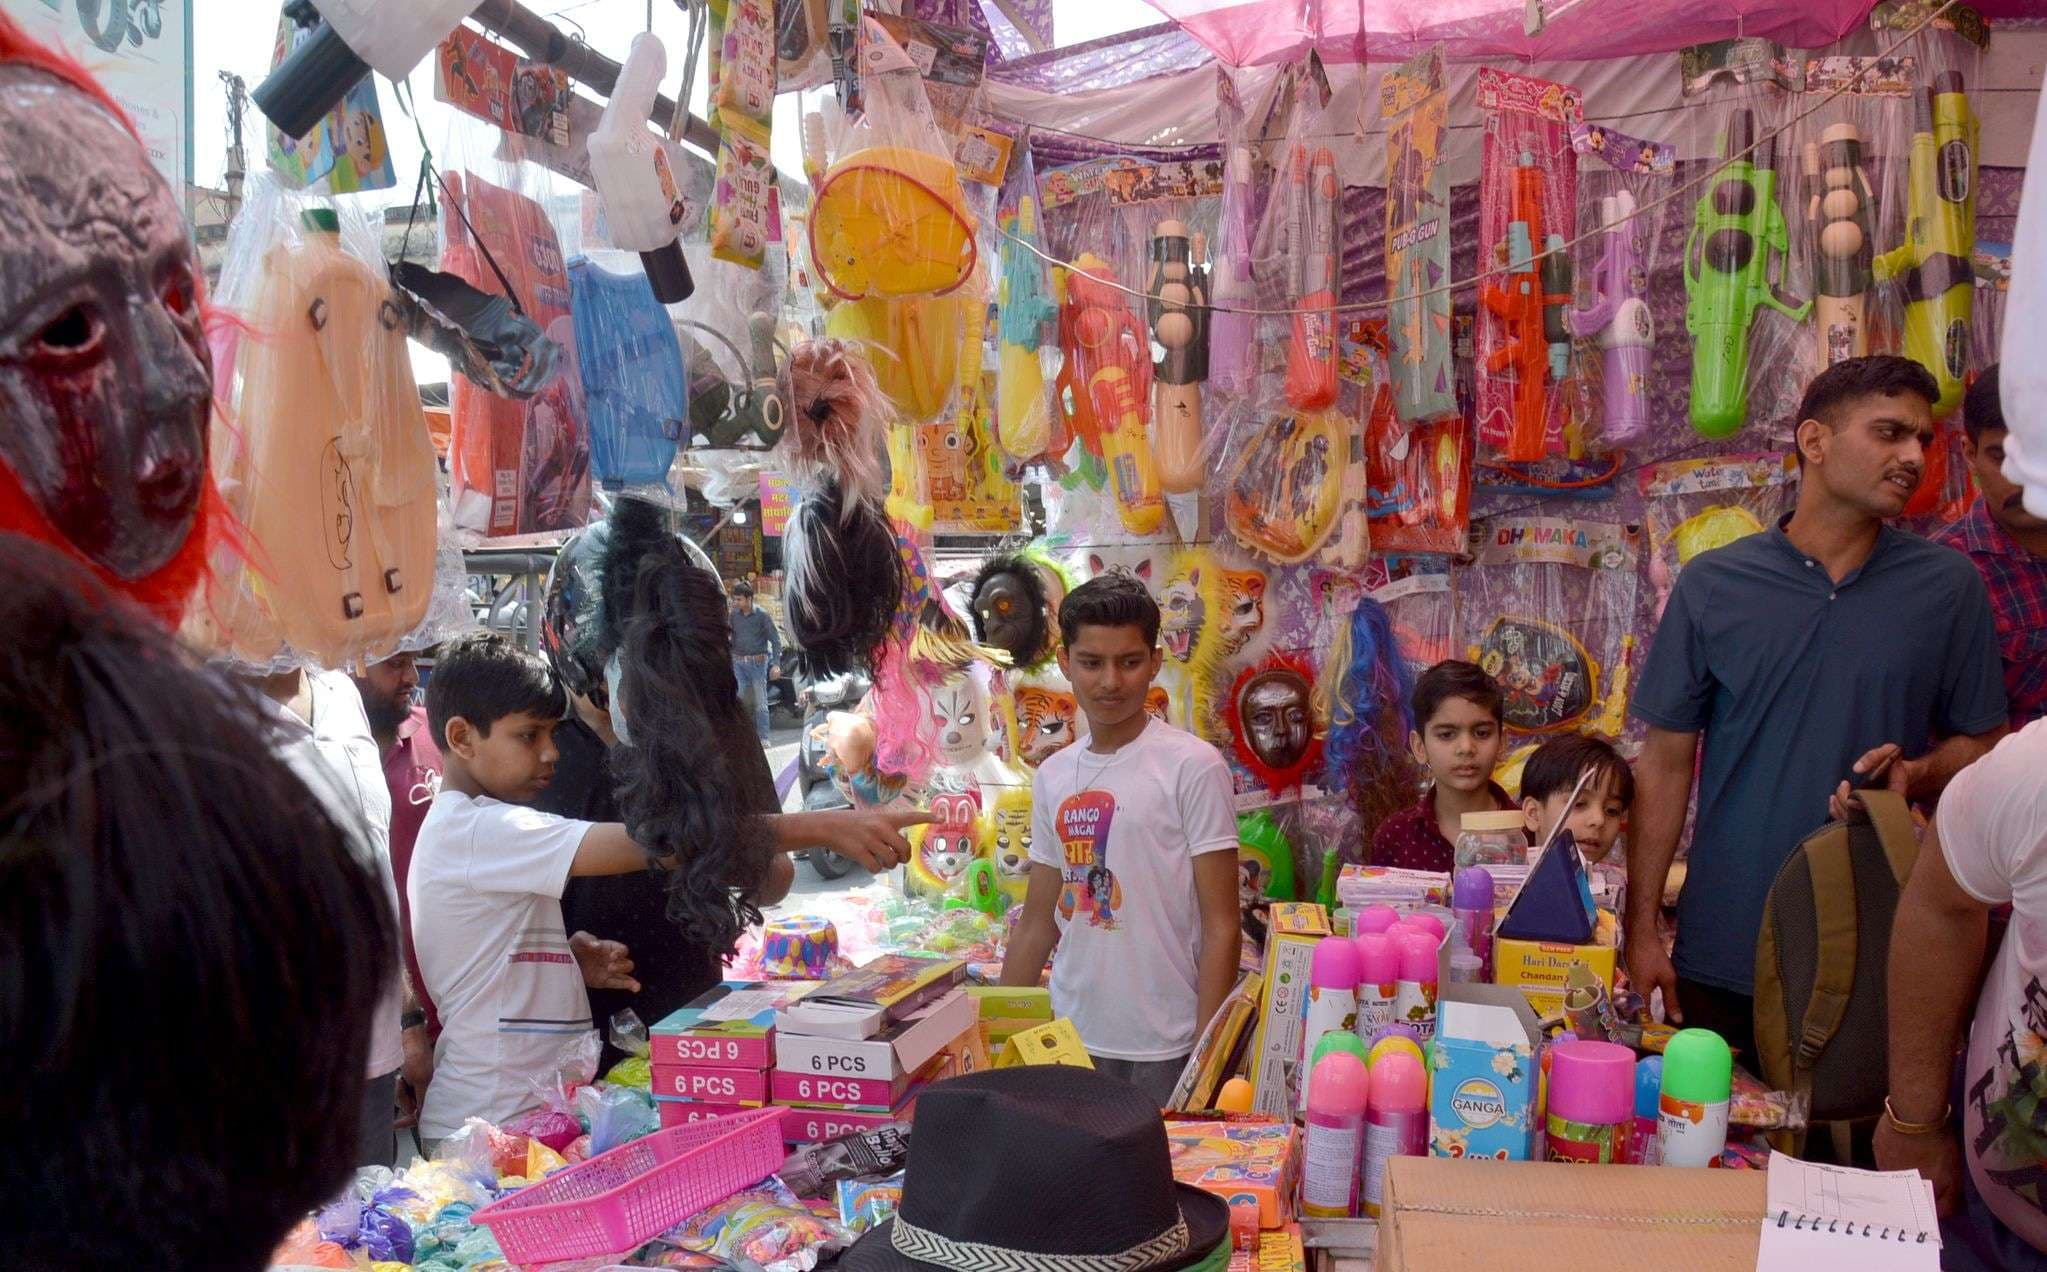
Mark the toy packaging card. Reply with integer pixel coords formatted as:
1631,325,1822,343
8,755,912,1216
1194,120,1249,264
1566,120,1672,449
1457,517,1640,741
435,25,571,146
1350,319,1470,554
1474,68,1582,462
652,980,820,1068
1248,902,1332,1118
1639,453,1796,621
1165,1118,1300,1228
265,11,395,194
1230,1226,1307,1271
1382,44,1456,425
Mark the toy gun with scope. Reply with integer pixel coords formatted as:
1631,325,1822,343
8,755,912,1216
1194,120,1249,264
1873,69,1978,419
1567,191,1652,443
1804,123,1876,367
1480,152,1572,461
1685,109,1810,438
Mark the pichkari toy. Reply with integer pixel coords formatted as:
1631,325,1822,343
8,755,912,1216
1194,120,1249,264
996,188,1063,463
1282,145,1341,413
1803,123,1877,367
1685,108,1810,438
1221,408,1349,564
1481,152,1573,462
1226,654,1323,796
1148,218,1212,511
1874,70,1978,418
1383,46,1456,424
1054,253,1164,535
1566,192,1653,443
1352,321,1471,555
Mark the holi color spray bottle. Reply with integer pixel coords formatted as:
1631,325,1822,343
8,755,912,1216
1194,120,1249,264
1657,1028,1732,1167
1300,1051,1369,1218
1361,1051,1427,1218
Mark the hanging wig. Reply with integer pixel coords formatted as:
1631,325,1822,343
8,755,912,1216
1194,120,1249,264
780,338,891,511
1316,597,1419,846
609,537,779,958
784,479,906,677
968,551,1053,671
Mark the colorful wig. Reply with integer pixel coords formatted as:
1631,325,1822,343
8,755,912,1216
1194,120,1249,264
781,337,891,512
1317,597,1419,848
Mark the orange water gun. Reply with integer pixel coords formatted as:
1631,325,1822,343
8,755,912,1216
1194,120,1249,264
1480,153,1570,462
1283,145,1340,412
1055,253,1163,534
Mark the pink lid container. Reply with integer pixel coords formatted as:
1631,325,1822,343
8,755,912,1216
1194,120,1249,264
1307,1051,1370,1116
1370,1050,1426,1113
1354,904,1400,935
1396,931,1438,984
1352,932,1399,985
1399,912,1446,943
1547,1040,1635,1125
1311,935,1362,990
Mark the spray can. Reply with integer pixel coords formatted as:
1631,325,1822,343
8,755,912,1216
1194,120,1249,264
1300,1051,1369,1218
1392,931,1440,1042
1361,1050,1427,1218
1544,1040,1634,1163
1451,866,1495,979
1630,1055,1663,1165
1398,911,1447,944
1366,1028,1425,1075
1352,933,1399,1041
1300,937,1362,1111
1354,904,1401,936
1657,1028,1732,1168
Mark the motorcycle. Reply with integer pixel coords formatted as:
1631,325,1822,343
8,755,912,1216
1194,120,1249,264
765,646,805,730
795,664,872,880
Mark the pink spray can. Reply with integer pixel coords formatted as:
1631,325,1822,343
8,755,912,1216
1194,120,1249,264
1353,904,1400,937
1544,1040,1635,1164
1299,1051,1370,1218
1391,931,1440,1042
1361,1050,1427,1218
1352,932,1400,1043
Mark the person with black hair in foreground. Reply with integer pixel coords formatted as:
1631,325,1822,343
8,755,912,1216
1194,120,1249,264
0,539,395,1270
1626,355,2008,1059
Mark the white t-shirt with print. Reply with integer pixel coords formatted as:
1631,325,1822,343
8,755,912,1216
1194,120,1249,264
1942,718,2047,1250
410,790,595,1140
1027,718,1239,1061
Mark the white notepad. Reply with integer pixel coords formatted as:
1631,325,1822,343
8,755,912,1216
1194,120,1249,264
1756,1152,1941,1271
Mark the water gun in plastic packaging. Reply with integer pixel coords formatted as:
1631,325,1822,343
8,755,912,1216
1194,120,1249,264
1873,70,1978,418
1148,219,1211,495
1208,145,1259,396
1685,109,1810,438
1481,152,1572,461
1283,145,1341,412
1804,123,1876,367
1054,254,1164,534
1567,191,1653,444
997,195,1064,463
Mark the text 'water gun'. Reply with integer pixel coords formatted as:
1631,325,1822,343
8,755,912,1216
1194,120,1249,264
1567,192,1653,443
1480,152,1572,461
1284,145,1341,412
1804,123,1876,367
996,196,1064,463
1874,70,1978,418
1149,220,1212,494
1054,254,1163,534
1685,109,1810,438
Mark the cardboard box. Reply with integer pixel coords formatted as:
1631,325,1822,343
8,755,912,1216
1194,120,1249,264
651,1062,769,1105
1228,1225,1304,1271
774,987,976,1080
966,986,1052,1019
1165,1118,1298,1229
781,1102,914,1144
1376,1156,1765,1268
1493,909,1620,1017
995,1017,1093,1069
650,980,816,1068
655,1099,785,1131
1247,903,1331,1118
1428,985,1543,1161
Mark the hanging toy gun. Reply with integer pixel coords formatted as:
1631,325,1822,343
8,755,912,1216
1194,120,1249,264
1873,70,1978,418
1054,254,1164,534
1208,145,1258,396
1805,123,1876,368
1685,109,1810,438
1481,152,1572,461
997,195,1063,463
1148,220,1211,494
1283,145,1341,412
1566,192,1653,443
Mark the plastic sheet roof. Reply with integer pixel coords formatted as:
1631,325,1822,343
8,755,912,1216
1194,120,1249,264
1135,0,2039,66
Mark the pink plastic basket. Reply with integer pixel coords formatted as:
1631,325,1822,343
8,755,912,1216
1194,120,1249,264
472,1107,785,1264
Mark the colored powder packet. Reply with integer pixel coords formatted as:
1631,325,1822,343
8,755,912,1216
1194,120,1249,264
837,1173,906,1234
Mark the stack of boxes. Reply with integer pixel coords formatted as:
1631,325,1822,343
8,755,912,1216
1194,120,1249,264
650,980,815,1130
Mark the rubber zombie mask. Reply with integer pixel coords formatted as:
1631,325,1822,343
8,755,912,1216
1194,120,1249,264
969,553,1052,670
0,50,216,621
1227,656,1323,793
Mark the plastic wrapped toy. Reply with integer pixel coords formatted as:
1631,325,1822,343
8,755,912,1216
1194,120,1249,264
1219,403,1352,564
1148,218,1212,503
996,154,1063,464
1383,46,1457,425
653,1175,850,1272
1226,653,1324,797
566,256,685,491
1054,253,1163,535
587,33,694,301
1640,453,1796,621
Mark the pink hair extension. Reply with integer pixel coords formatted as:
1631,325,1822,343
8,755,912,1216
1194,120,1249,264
782,338,891,515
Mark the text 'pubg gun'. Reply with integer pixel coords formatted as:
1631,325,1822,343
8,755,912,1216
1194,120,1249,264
1804,123,1876,368
1054,253,1164,535
1566,191,1653,443
1685,109,1811,438
1147,220,1212,496
1480,151,1572,461
1872,69,1978,419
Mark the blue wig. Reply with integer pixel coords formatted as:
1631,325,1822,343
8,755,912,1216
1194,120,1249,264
1318,597,1416,798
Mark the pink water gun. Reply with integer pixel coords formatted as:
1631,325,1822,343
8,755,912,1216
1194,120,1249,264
1566,192,1653,443
1284,145,1340,412
1207,145,1258,397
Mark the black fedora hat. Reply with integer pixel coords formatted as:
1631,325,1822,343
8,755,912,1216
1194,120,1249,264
840,1065,1230,1272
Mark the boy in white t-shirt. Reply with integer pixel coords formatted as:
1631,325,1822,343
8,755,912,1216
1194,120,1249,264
999,573,1243,1105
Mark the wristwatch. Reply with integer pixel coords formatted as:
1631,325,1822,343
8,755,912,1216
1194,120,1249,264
400,1008,428,1030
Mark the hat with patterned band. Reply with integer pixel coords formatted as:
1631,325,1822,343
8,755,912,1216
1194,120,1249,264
839,1066,1229,1272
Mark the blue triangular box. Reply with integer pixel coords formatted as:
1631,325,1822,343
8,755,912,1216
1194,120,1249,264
1496,834,1597,944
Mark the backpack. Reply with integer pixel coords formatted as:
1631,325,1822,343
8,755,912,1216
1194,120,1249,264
1752,789,1921,1156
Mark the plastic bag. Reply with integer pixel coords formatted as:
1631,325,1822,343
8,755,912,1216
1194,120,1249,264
566,253,685,492
994,148,1064,466
1639,453,1796,622
1567,118,1673,449
1475,67,1582,462
503,1030,601,1152
1249,60,1341,418
603,1008,655,1089
1367,557,1455,683
584,1084,660,1156
653,1176,851,1272
1351,317,1468,555
1382,45,1457,426
837,1174,906,1234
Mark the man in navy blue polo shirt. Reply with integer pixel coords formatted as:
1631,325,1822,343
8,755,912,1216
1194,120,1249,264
1625,356,2009,1057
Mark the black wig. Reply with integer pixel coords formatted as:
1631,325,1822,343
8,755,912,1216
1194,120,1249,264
609,537,780,958
783,479,905,677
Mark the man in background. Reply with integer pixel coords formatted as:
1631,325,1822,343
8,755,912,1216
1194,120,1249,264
729,580,782,743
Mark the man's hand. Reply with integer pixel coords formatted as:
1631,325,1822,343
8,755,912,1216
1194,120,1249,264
396,1023,434,1130
569,931,641,992
1624,930,1683,1025
1831,742,1908,822
1874,1118,1965,1217
808,808,935,873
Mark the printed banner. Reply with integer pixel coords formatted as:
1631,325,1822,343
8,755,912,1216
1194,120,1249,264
1382,45,1456,424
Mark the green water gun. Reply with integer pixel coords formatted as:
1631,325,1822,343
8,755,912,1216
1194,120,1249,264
1685,108,1811,438
1873,69,1978,419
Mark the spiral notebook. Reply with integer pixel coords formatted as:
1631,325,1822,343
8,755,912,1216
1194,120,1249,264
1757,1152,1941,1271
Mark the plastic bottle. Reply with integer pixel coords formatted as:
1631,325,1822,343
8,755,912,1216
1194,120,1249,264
1367,1031,1425,1075
1312,1030,1370,1074
1456,810,1529,870
1631,1055,1663,1166
1352,932,1399,1041
1446,933,1483,985
1391,931,1440,1042
1451,866,1495,978
1657,1028,1732,1168
1300,938,1362,1109
1361,1050,1427,1218
1399,912,1447,944
1300,1051,1369,1218
1354,904,1401,936
1544,1040,1635,1163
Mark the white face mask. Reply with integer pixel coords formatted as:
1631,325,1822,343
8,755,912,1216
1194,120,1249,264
605,654,632,745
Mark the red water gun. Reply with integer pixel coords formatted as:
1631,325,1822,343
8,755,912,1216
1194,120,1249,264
1480,153,1570,462
1054,253,1162,533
